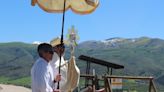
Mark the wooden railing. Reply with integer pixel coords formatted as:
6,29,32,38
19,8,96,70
80,74,157,92
103,75,157,92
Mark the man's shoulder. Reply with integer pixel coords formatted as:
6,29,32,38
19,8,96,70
34,58,42,65
34,58,48,67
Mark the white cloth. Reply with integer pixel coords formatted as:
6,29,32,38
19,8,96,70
65,56,80,92
31,57,54,92
50,53,68,92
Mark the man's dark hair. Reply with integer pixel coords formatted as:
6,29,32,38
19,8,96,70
37,43,53,57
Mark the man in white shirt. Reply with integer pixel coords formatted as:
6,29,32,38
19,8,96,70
31,43,61,92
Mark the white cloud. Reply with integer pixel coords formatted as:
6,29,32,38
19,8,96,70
32,41,42,45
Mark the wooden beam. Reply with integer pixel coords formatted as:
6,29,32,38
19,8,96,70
104,75,154,80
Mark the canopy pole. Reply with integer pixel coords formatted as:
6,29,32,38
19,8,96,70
57,0,66,89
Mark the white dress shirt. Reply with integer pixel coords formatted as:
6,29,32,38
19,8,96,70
31,57,54,92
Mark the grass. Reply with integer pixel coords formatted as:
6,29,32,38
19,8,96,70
0,76,31,88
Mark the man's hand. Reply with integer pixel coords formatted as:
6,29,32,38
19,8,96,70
54,74,61,82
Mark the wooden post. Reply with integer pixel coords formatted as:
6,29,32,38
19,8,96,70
151,80,157,92
107,78,112,92
104,76,108,92
92,76,96,92
92,81,96,92
104,75,112,92
85,61,91,87
149,79,152,92
95,75,101,90
92,69,96,92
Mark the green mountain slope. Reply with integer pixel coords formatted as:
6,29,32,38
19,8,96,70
0,37,164,89
77,37,164,85
0,42,37,87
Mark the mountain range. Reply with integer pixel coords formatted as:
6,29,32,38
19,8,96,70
0,37,164,90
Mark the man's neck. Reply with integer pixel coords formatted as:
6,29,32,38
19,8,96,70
41,57,49,63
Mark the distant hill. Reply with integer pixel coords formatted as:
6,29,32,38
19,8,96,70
0,37,164,88
0,42,38,87
77,37,164,85
0,42,37,78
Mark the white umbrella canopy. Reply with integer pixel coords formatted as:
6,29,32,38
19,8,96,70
31,0,99,14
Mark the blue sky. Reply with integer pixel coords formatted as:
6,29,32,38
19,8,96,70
0,0,164,43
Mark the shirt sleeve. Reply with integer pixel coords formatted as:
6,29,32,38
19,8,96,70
37,64,53,92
